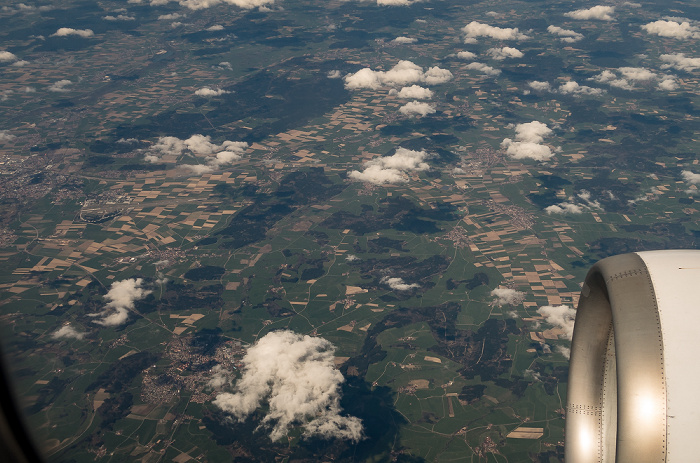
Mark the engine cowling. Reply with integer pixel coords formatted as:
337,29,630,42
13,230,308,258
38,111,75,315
565,250,700,462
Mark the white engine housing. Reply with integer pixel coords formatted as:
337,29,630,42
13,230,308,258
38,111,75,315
565,250,700,462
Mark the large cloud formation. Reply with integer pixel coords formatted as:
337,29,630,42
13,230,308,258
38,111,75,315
344,60,453,90
536,305,576,340
462,21,529,43
547,25,584,43
88,278,151,327
564,5,615,21
500,121,556,161
213,330,363,442
642,20,700,39
348,147,430,184
51,27,94,38
145,134,247,173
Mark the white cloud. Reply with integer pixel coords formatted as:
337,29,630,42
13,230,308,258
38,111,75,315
528,81,551,92
344,60,452,90
48,79,73,93
104,14,136,21
547,25,584,43
145,134,247,172
545,202,583,214
149,0,275,10
89,278,152,327
214,61,233,71
381,276,419,291
207,24,224,31
392,36,416,44
660,53,700,71
577,189,603,210
536,305,576,340
0,51,18,62
158,13,184,19
556,345,571,359
657,78,678,91
455,51,477,60
462,21,529,43
682,170,700,194
564,5,615,21
213,330,363,442
51,28,94,38
591,67,676,91
501,121,556,161
491,288,525,306
376,0,419,5
465,62,500,76
0,130,15,142
349,147,430,185
327,70,341,79
641,20,700,39
558,81,604,96
12,60,29,67
208,364,233,389
485,46,523,60
392,85,433,99
399,101,436,117
194,87,229,96
52,324,85,340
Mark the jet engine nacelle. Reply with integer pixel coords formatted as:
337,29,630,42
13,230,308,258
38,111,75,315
566,250,700,462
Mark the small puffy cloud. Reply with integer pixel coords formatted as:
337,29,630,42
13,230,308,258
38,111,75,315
52,324,85,340
349,147,429,185
556,345,571,359
485,46,523,60
558,81,604,96
0,130,15,142
536,305,576,340
392,36,416,44
528,81,551,92
214,61,233,71
48,79,73,93
491,288,525,306
327,70,341,79
501,121,556,161
156,0,275,10
547,25,584,43
564,5,615,21
591,67,676,91
465,62,500,76
577,189,603,210
660,53,700,71
376,0,419,5
213,330,363,442
0,51,18,62
545,202,583,214
104,14,136,21
455,51,477,60
207,24,224,31
486,47,523,60
51,27,94,38
89,278,152,327
392,85,433,99
194,86,229,96
158,13,184,19
344,60,452,90
462,21,529,43
641,20,700,39
12,60,29,67
381,276,419,291
682,170,700,185
399,101,436,117
657,78,678,91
